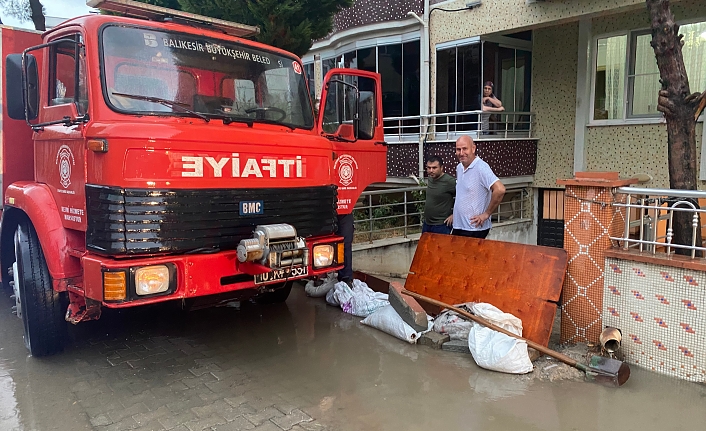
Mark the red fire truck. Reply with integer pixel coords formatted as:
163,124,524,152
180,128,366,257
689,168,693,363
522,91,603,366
0,0,386,356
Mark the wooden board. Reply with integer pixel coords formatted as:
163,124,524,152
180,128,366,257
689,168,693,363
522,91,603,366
405,233,568,347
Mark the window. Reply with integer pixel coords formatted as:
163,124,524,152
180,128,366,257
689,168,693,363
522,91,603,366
50,34,88,113
436,41,532,132
101,26,313,129
320,41,420,120
592,20,706,121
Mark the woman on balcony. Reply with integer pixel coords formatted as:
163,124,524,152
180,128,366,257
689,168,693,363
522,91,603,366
481,81,504,134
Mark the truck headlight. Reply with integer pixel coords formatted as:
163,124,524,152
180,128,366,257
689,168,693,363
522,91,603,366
313,245,334,268
135,265,170,295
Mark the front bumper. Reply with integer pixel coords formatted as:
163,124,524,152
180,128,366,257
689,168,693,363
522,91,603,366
81,234,344,307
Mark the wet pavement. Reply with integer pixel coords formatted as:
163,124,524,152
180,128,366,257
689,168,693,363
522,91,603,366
0,283,705,431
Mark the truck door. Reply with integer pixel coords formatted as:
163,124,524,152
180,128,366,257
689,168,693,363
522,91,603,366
35,33,88,231
317,69,386,214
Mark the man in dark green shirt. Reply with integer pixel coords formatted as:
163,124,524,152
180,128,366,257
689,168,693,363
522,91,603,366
423,156,456,234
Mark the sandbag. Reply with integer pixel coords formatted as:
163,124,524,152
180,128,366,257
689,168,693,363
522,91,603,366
432,303,475,340
361,305,431,344
467,303,533,374
305,272,338,297
326,279,389,317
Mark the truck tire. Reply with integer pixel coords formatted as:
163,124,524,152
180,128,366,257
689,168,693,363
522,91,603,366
12,220,67,356
255,281,293,304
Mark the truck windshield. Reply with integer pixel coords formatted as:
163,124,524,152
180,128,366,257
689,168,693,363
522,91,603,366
100,26,314,129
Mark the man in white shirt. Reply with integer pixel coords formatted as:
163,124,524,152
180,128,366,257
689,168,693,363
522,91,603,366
450,135,506,238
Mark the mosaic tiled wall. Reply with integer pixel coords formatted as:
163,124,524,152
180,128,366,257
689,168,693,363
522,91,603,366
604,257,706,382
561,185,626,344
387,140,537,178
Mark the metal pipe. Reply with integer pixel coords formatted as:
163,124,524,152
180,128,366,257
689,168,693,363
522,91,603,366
599,327,622,353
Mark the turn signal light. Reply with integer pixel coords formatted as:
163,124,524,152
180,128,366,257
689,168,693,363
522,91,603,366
104,271,126,301
87,139,108,152
337,242,345,264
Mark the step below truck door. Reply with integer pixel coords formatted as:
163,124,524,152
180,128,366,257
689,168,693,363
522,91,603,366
318,69,387,214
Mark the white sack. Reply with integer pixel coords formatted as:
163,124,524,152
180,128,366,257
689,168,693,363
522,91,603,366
467,303,533,374
432,303,475,340
326,279,389,317
361,305,431,344
305,272,338,297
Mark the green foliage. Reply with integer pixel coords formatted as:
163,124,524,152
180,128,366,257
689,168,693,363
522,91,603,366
133,0,353,57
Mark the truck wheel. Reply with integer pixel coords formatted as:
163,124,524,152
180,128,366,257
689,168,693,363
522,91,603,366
255,281,293,304
12,220,67,356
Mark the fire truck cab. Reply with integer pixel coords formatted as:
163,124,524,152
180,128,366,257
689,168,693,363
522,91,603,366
0,0,386,356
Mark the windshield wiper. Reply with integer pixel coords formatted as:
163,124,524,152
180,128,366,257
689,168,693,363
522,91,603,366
111,92,210,122
250,118,296,130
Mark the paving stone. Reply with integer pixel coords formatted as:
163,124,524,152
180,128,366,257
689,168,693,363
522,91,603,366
133,419,167,431
249,422,283,431
96,417,139,431
191,399,231,418
184,414,227,431
243,407,284,426
221,403,258,422
109,402,150,422
271,409,312,430
296,421,328,431
91,414,113,427
212,416,256,431
418,332,451,349
181,374,218,389
441,339,471,353
158,411,198,430
133,406,172,426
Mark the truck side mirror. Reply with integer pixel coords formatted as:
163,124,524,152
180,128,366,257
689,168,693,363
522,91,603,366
25,54,39,120
4,54,39,121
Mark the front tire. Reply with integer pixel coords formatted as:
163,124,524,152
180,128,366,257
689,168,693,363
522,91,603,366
13,220,67,356
255,281,293,304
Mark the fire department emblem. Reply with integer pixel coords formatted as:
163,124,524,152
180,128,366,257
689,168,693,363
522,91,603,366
334,154,358,187
56,145,75,189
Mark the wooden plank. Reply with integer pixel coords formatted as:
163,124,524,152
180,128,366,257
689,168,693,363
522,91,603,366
556,190,564,220
405,233,568,347
543,190,550,219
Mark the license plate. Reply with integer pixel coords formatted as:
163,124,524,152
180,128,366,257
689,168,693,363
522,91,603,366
254,266,308,284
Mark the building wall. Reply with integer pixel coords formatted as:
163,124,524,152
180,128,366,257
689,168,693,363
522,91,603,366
531,23,578,189
584,1,706,189
585,124,705,189
429,0,660,45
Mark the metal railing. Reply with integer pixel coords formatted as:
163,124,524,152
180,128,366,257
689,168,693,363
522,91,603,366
383,111,534,143
353,186,425,243
611,187,706,258
352,186,531,244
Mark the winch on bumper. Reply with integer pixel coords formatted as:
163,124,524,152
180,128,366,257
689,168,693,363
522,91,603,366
237,224,340,285
237,224,308,268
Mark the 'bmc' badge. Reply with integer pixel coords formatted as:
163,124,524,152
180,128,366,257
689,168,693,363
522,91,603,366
334,154,358,187
56,145,75,189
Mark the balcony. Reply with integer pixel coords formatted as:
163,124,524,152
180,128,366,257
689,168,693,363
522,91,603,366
383,111,537,179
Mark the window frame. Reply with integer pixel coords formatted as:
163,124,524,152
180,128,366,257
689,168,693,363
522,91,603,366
589,17,706,126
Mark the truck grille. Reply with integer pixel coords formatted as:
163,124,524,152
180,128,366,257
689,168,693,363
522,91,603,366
86,185,338,255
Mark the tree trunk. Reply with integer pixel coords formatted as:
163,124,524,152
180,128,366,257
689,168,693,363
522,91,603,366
29,0,45,31
647,0,706,256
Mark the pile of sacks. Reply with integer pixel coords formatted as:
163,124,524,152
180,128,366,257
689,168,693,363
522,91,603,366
304,274,431,343
304,274,532,374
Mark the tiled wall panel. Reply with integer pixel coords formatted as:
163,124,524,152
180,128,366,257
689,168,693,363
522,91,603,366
604,257,706,382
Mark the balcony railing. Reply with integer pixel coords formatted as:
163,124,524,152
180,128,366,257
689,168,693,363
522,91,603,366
611,187,706,259
383,111,534,143
352,186,531,244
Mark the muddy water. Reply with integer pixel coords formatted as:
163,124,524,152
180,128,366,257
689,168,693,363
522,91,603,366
0,285,704,431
